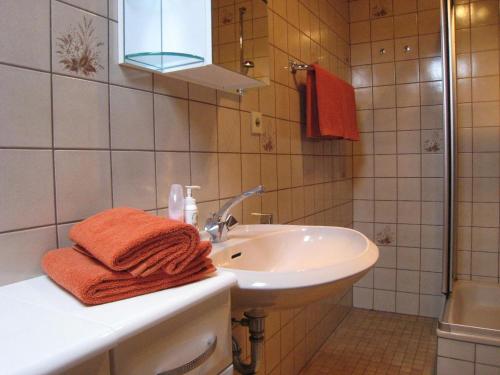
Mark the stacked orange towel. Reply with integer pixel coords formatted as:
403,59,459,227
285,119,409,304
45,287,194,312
42,208,215,305
69,207,202,277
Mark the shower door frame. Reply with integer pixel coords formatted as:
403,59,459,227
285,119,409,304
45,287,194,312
440,0,458,295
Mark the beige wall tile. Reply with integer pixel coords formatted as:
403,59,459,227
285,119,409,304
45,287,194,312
53,76,109,149
354,132,374,155
0,150,55,232
457,54,472,79
155,95,190,151
0,65,52,147
189,83,216,104
395,13,418,38
470,0,499,27
397,83,421,107
418,9,440,35
394,0,418,15
476,344,500,367
190,153,219,202
437,356,474,375
375,178,397,200
218,107,241,152
472,76,499,102
471,25,499,52
455,4,470,30
471,251,498,277
112,151,156,210
241,153,261,192
351,21,371,44
396,60,420,84
351,43,372,66
355,87,374,109
277,154,292,189
375,155,397,177
397,107,421,130
0,226,57,286
374,108,397,131
371,17,394,41
418,33,441,58
156,152,191,207
373,85,396,108
154,75,188,98
398,130,421,153
352,65,373,88
375,201,397,223
110,86,154,150
350,0,370,22
55,150,111,222
373,62,395,86
374,132,396,154
373,290,396,312
420,81,443,105
473,102,500,127
0,0,50,70
218,153,242,199
420,57,443,81
190,102,217,152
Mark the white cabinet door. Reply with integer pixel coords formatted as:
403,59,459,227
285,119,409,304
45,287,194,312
61,353,110,375
112,291,232,375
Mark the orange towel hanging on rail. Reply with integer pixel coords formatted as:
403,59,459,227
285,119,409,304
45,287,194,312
306,64,359,141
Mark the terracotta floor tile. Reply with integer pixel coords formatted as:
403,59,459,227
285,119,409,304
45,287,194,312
300,309,437,375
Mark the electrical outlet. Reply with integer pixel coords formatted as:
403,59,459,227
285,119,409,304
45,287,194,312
251,111,264,135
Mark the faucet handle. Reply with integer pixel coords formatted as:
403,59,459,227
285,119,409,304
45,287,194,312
225,215,239,231
250,212,273,224
209,212,221,221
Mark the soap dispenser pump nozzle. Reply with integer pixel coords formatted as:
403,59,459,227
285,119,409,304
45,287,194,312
185,185,200,198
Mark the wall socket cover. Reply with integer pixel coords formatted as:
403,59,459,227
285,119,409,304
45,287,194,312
251,111,264,135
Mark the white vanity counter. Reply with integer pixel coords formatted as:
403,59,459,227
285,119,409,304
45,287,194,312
0,271,236,375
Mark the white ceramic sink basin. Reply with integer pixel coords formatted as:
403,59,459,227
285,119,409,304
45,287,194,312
210,225,378,310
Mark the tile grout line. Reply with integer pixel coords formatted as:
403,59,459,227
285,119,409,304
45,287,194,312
107,7,114,211
48,0,60,247
151,76,159,213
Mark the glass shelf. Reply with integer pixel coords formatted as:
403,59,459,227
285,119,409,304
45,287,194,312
124,52,204,72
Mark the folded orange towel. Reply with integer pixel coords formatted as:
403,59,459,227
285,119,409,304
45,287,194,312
306,64,359,141
42,244,215,305
69,207,201,277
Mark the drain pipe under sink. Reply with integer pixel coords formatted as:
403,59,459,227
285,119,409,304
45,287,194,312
231,310,267,374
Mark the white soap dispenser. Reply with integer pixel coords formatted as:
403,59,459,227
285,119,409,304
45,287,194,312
184,186,200,227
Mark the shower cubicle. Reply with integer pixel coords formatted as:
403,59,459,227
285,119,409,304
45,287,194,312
438,0,500,372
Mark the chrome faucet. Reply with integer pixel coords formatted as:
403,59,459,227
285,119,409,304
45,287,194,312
204,185,265,243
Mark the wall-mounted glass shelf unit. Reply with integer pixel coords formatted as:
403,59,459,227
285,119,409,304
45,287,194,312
118,0,269,94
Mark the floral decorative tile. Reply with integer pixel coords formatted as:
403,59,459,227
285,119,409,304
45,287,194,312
370,0,392,18
261,118,276,153
422,130,443,153
220,6,235,25
51,0,108,81
375,224,396,245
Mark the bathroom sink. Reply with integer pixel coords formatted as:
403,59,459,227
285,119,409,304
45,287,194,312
210,225,378,310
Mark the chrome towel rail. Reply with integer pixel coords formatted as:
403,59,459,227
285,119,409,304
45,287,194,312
289,60,313,74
